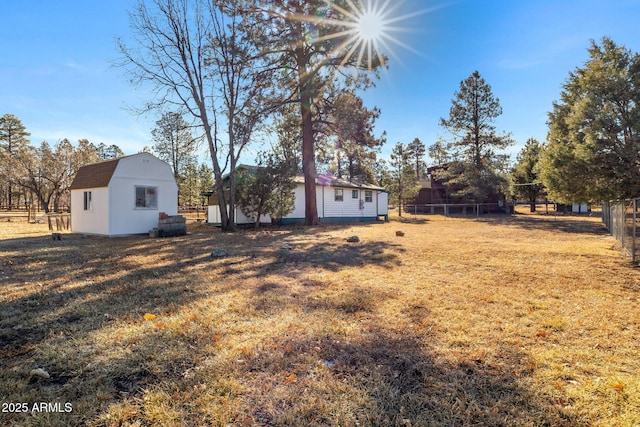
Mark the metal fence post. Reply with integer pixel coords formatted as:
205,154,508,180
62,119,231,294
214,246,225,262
631,199,638,263
620,202,624,252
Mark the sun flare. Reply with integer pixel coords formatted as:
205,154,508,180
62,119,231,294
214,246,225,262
291,0,428,72
355,9,386,42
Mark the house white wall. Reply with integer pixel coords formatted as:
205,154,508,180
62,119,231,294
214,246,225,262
322,187,376,219
207,205,271,225
206,181,388,225
377,191,388,216
285,184,314,219
70,187,109,235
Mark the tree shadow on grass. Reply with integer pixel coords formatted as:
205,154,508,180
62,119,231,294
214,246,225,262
0,232,225,425
223,284,589,426
0,225,598,426
395,216,429,224
232,322,587,426
483,214,609,236
213,238,405,281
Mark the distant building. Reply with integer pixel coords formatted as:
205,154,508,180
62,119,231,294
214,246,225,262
408,164,507,213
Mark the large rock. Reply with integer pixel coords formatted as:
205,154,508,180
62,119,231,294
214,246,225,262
211,249,228,258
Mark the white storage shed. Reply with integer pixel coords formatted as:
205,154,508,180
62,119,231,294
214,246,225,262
70,153,178,236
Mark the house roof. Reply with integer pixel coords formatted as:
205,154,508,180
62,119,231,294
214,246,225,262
293,175,387,192
219,165,386,192
70,157,122,190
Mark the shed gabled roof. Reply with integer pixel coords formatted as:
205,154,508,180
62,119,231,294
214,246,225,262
69,157,121,190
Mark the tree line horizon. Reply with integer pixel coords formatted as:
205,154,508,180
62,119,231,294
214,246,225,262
1,1,638,223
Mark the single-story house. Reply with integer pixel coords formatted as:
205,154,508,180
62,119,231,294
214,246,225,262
70,152,178,236
207,168,388,225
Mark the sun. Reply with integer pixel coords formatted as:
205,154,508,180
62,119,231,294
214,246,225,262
354,9,386,43
324,0,394,69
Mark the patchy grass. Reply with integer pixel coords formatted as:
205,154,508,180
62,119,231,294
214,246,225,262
1,211,639,426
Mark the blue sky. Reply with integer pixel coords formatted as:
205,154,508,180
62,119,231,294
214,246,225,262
3,0,640,165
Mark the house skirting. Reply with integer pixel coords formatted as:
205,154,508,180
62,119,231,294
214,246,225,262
279,216,382,225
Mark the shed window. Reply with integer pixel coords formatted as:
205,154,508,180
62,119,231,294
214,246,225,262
334,189,343,202
83,191,92,211
364,190,373,203
352,190,358,199
135,186,158,209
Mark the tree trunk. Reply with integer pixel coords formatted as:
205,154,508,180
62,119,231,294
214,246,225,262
529,199,536,212
255,204,263,230
301,88,319,226
202,108,229,231
226,115,237,232
37,193,50,214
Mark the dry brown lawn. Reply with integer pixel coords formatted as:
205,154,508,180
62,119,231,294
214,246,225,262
1,210,638,426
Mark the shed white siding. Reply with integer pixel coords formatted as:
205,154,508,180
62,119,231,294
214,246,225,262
70,153,178,236
70,187,109,235
571,203,589,213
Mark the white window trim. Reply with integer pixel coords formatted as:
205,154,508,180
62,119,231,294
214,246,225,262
364,190,373,203
83,191,92,211
135,185,158,210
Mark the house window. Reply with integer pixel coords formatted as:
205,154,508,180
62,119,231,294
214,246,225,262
83,191,92,211
352,190,358,199
334,189,343,202
135,186,158,209
364,190,373,203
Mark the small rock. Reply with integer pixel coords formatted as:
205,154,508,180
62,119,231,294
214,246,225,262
346,236,360,243
30,368,50,379
396,231,405,237
210,249,228,258
280,243,293,250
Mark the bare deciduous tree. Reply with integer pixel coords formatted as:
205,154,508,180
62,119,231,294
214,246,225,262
118,0,274,231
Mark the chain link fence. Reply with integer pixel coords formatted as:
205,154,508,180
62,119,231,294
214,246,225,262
402,203,513,216
602,199,640,263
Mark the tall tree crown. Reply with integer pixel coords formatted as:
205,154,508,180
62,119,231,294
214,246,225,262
0,114,30,154
541,37,640,202
437,71,512,202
